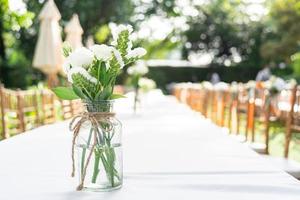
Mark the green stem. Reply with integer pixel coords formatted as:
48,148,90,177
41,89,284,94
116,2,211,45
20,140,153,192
81,129,93,174
107,147,115,187
99,144,118,187
91,151,101,183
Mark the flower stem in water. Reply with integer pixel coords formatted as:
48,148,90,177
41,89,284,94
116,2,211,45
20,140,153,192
91,151,101,183
81,129,93,174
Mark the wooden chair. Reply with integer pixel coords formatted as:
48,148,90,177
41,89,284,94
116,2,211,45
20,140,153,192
18,89,40,131
246,85,272,154
261,85,300,179
60,99,83,120
285,86,300,158
0,85,24,139
187,84,202,112
216,89,227,127
173,84,182,101
247,83,286,154
225,86,239,134
114,85,125,95
212,83,229,127
40,89,56,124
230,84,249,140
195,85,209,115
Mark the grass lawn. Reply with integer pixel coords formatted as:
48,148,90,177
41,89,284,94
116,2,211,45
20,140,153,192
237,117,300,162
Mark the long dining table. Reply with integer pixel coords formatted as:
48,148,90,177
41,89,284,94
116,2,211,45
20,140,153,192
0,90,300,200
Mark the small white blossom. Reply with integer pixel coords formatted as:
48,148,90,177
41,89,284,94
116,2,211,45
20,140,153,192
138,78,156,92
67,67,97,84
90,44,112,61
125,48,147,60
111,48,124,68
66,47,94,68
126,40,133,52
127,61,148,75
62,57,72,74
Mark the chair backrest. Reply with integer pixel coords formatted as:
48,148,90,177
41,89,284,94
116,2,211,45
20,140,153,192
18,89,40,131
225,89,239,133
187,86,202,111
113,85,125,95
60,99,83,120
0,86,24,138
41,89,56,124
285,86,300,158
71,99,83,116
211,89,227,126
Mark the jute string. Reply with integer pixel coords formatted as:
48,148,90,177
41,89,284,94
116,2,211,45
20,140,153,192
69,112,115,191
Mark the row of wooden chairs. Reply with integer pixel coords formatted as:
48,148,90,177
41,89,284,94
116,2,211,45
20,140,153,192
173,81,300,178
0,85,83,139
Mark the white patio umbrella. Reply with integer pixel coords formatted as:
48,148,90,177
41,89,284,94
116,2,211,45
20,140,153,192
33,0,63,87
65,14,83,50
85,35,95,48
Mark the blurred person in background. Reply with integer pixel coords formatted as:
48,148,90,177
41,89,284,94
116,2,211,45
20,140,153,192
210,72,220,84
256,66,271,81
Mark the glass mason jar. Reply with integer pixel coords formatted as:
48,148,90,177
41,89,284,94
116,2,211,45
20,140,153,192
76,100,122,191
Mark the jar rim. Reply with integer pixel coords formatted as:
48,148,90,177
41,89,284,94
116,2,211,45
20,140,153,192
82,99,115,103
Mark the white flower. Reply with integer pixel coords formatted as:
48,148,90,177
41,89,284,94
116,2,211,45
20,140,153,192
126,40,133,52
62,57,72,74
90,44,112,61
111,48,124,68
66,47,94,68
125,48,147,60
67,67,97,84
127,61,148,75
138,78,156,91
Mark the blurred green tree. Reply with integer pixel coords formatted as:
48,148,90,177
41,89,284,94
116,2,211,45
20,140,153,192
0,0,35,88
1,0,134,88
181,0,267,66
261,0,300,64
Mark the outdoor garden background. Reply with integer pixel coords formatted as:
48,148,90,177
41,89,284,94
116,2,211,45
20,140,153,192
1,0,300,161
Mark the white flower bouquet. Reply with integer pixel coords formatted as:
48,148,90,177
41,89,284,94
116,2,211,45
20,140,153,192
53,24,146,191
54,24,146,101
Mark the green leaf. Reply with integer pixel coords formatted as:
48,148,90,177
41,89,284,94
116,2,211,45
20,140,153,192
101,86,112,100
72,84,86,99
100,62,107,84
52,87,79,100
110,93,126,99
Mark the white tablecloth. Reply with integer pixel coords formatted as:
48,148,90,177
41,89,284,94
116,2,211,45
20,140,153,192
0,90,300,200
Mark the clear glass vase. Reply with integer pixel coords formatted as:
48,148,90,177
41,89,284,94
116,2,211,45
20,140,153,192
76,100,122,191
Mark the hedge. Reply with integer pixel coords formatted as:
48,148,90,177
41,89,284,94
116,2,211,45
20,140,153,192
146,66,261,92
